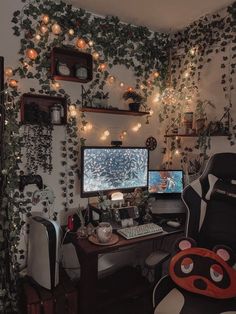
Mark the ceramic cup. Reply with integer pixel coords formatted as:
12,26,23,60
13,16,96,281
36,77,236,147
95,222,112,243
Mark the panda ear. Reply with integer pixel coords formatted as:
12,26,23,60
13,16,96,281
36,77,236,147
213,245,236,267
175,237,197,252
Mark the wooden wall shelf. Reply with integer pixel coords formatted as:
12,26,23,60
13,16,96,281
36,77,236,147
21,93,67,125
51,47,93,83
80,107,149,116
164,134,229,138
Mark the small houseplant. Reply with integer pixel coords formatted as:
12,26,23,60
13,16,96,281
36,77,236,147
122,90,144,111
93,91,109,108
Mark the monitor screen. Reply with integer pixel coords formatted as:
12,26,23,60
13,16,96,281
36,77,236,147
81,146,149,197
148,170,184,194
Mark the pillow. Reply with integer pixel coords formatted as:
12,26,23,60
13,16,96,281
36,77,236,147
169,238,236,299
206,174,236,204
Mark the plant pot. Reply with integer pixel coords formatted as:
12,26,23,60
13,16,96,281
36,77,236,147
129,102,141,112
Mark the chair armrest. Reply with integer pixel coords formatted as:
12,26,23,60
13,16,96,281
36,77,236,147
145,250,170,268
153,275,175,308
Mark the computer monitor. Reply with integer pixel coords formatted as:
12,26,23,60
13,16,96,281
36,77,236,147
80,146,149,197
148,170,184,197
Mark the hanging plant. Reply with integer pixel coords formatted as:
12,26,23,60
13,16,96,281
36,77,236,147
23,124,53,174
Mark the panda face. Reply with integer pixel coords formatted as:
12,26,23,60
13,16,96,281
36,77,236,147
169,247,236,299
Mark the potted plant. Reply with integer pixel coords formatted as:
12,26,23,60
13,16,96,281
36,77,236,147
93,91,109,108
194,99,215,134
122,90,144,112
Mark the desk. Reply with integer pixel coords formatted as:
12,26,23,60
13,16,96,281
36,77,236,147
70,227,182,314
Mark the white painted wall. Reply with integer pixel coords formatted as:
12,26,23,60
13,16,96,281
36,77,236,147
1,0,235,276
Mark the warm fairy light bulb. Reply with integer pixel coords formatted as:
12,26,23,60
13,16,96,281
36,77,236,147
69,104,76,111
104,130,110,137
26,48,38,60
175,149,180,155
9,79,18,88
100,135,107,141
88,40,93,47
153,92,160,103
51,81,61,90
92,51,99,60
68,29,74,36
184,71,189,78
40,25,48,34
190,48,196,56
127,87,133,92
99,63,107,71
76,38,86,49
122,130,127,136
41,14,49,24
5,120,9,125
132,126,139,132
52,23,61,35
69,104,77,117
140,84,145,90
35,33,41,41
4,67,13,77
84,122,93,131
153,71,159,78
132,123,141,132
108,75,115,84
120,82,124,88
161,87,178,105
147,80,152,86
149,109,154,116
70,110,77,117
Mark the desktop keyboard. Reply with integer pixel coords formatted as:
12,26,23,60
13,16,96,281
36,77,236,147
117,223,163,239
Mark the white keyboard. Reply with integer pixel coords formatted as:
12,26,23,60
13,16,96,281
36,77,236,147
117,223,163,239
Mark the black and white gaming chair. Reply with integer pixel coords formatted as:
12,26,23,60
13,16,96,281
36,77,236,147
153,152,236,314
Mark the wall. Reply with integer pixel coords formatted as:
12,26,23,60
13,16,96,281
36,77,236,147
0,0,168,225
161,3,236,174
1,0,236,273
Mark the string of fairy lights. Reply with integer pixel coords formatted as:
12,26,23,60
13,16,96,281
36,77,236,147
3,10,200,146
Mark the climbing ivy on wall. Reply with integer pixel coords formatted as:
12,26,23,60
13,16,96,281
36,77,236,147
10,0,169,211
0,1,170,312
158,2,236,173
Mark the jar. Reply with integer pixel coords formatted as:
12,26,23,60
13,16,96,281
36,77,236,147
75,65,88,80
56,62,70,76
50,104,62,124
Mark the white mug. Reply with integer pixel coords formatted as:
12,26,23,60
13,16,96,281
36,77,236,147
95,222,112,243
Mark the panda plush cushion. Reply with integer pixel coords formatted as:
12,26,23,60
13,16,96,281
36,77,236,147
169,238,236,299
154,238,236,314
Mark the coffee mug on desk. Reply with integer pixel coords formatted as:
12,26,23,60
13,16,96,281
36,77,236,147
94,222,112,243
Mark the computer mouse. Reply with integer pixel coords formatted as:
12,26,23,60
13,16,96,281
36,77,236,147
166,220,181,228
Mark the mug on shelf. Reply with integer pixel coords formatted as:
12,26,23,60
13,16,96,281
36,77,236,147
94,222,112,243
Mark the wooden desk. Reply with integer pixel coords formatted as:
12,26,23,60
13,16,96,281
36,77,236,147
70,228,182,314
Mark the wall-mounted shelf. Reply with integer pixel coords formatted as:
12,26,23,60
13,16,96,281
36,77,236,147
80,107,149,116
164,133,229,138
21,93,67,125
51,47,93,83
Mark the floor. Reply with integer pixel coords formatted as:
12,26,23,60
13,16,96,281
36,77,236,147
95,266,153,314
96,292,153,314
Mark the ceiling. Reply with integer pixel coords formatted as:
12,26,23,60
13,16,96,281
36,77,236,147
65,0,234,32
